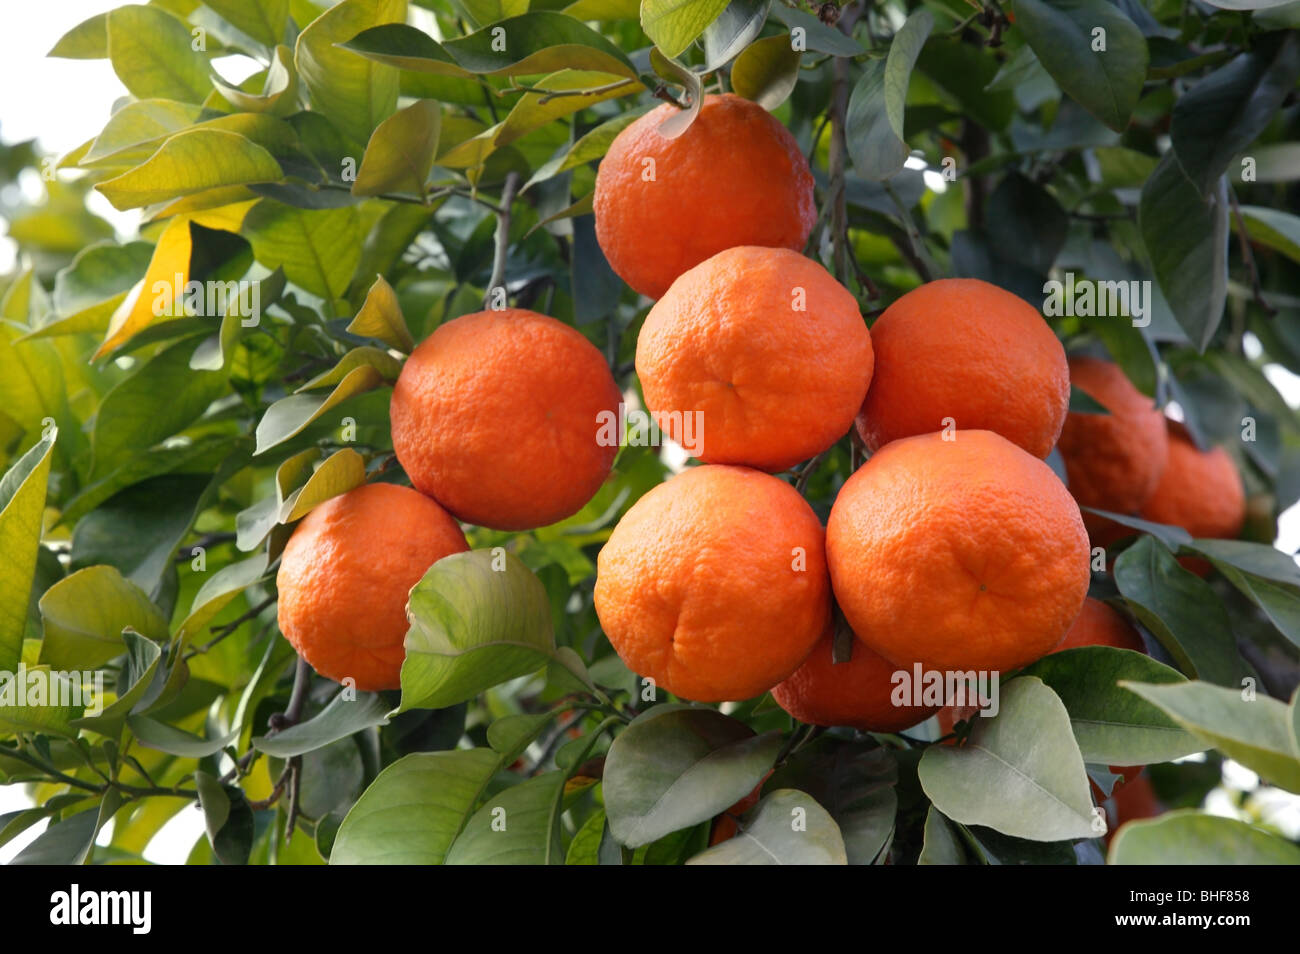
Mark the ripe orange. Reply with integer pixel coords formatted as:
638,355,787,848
594,465,831,702
276,483,469,691
636,246,874,471
708,773,770,846
1055,597,1147,796
1139,423,1245,541
389,308,622,531
771,629,940,732
855,278,1069,458
1056,597,1146,654
1055,357,1168,544
594,93,816,300
826,430,1090,673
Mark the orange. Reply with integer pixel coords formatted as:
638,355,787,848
855,278,1069,458
594,465,831,702
389,308,622,531
772,630,940,732
826,430,1090,673
708,773,769,846
1057,597,1146,654
1055,356,1168,544
594,93,816,300
276,483,469,691
636,246,874,471
1139,423,1245,541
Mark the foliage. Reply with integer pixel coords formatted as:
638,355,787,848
1,0,1299,865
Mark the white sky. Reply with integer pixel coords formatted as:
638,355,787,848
2,1,1298,864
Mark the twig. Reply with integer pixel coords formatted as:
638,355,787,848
187,595,276,659
508,77,636,104
1228,186,1276,316
484,171,521,310
826,18,854,285
173,532,237,562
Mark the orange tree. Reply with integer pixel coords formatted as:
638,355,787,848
2,0,1300,866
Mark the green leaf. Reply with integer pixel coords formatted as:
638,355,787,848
769,4,864,56
918,806,968,865
487,712,555,761
106,5,213,103
1238,205,1300,266
295,0,405,148
38,565,168,672
97,129,283,211
1079,507,1192,550
918,677,1099,842
51,242,154,316
1138,152,1229,352
72,631,162,737
353,99,441,198
1020,647,1203,764
195,770,253,864
10,796,120,866
440,69,637,168
1109,809,1300,864
213,45,300,116
1013,0,1148,131
90,336,230,479
702,0,771,70
243,202,360,302
341,13,638,81
345,276,417,352
190,267,287,372
764,735,897,865
445,770,570,864
1121,680,1300,793
253,691,390,757
1113,535,1245,685
175,552,270,643
297,346,403,392
845,10,932,181
70,473,217,599
730,35,802,111
686,789,849,864
0,434,55,671
1200,0,1297,7
253,365,383,454
49,12,108,59
641,0,732,59
1188,538,1300,649
80,101,205,168
521,109,644,192
1068,385,1110,415
130,722,241,759
647,51,703,139
206,0,289,47
1170,34,1300,195
986,172,1067,275
565,807,609,864
0,667,85,739
603,705,783,848
279,449,367,523
330,749,501,864
398,550,557,712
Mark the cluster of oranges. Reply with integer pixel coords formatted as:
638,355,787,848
276,93,1247,745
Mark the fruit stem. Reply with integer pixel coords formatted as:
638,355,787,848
484,172,522,310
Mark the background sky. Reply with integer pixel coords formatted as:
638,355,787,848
2,1,1298,865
